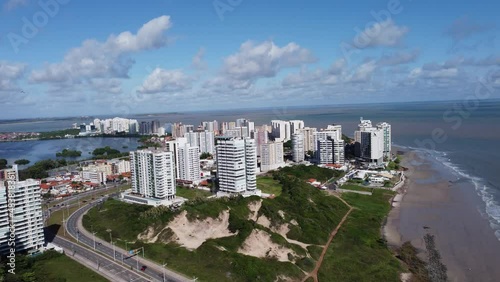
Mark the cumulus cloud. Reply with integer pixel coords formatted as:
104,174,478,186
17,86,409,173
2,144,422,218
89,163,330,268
348,60,377,83
0,61,26,92
377,49,419,66
212,40,315,89
282,68,323,88
352,19,409,48
191,47,207,70
138,68,192,94
30,15,172,93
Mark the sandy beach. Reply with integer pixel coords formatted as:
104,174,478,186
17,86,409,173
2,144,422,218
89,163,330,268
385,148,500,282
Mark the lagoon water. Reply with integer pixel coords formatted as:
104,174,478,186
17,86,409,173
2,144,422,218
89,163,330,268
1,99,499,240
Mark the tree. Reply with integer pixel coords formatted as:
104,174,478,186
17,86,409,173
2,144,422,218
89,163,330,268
200,152,212,159
14,159,31,165
0,159,7,169
283,140,292,149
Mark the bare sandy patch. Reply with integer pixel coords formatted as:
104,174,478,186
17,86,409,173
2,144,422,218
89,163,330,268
238,229,296,262
248,199,263,221
139,210,237,250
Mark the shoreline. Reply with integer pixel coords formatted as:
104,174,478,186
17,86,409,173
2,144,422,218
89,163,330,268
384,147,500,281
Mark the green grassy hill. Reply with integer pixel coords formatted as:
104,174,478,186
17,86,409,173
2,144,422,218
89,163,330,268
83,168,349,281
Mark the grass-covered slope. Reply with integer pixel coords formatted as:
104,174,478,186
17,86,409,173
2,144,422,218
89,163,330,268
318,189,402,282
83,167,350,281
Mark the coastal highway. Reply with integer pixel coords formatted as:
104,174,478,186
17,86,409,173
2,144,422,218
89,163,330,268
50,235,150,282
65,200,190,282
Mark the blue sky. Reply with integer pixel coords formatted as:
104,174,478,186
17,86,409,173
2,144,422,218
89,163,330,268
0,0,499,118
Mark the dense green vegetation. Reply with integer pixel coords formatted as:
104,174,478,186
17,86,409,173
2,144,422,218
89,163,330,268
277,164,343,183
387,155,402,171
0,250,107,282
342,134,353,144
339,184,373,193
14,159,30,165
56,149,82,157
318,189,402,282
83,170,350,281
0,159,7,169
39,129,80,139
200,152,213,159
18,159,68,180
91,146,128,159
256,176,282,196
175,186,212,200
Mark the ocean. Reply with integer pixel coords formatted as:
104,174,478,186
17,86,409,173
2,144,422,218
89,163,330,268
1,99,499,240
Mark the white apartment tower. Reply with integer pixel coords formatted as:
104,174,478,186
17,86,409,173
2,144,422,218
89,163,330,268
271,120,290,142
299,127,317,153
216,137,257,194
0,166,44,255
130,150,176,200
260,142,285,172
376,122,392,160
176,139,201,182
292,133,305,162
289,120,305,136
317,139,333,164
354,118,386,164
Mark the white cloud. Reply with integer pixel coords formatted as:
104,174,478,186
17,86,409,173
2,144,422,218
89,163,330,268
138,68,192,94
348,60,377,82
191,47,207,70
352,19,409,48
0,61,26,92
282,68,323,87
213,40,315,89
30,15,172,93
377,50,419,66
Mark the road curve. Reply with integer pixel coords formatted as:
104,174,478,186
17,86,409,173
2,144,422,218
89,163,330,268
65,199,190,282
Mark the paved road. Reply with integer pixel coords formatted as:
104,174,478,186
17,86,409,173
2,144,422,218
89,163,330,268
66,201,190,282
50,235,149,282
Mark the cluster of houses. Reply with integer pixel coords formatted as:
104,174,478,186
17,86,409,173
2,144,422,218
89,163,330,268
41,159,132,198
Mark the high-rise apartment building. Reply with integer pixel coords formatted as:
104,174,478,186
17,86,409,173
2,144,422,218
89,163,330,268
216,137,257,194
299,127,317,153
260,142,285,172
354,118,387,164
289,120,304,136
292,133,305,162
376,122,392,160
176,139,201,182
129,149,176,200
0,166,44,255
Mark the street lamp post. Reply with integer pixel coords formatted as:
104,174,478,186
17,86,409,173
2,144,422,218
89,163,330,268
162,262,168,282
92,231,97,250
111,241,116,261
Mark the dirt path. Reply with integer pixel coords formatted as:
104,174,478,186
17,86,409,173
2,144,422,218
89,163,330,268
302,194,353,282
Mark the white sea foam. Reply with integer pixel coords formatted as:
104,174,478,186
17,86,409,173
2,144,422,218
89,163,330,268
396,144,500,241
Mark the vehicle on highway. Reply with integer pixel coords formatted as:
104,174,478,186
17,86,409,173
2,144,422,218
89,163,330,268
141,265,147,271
